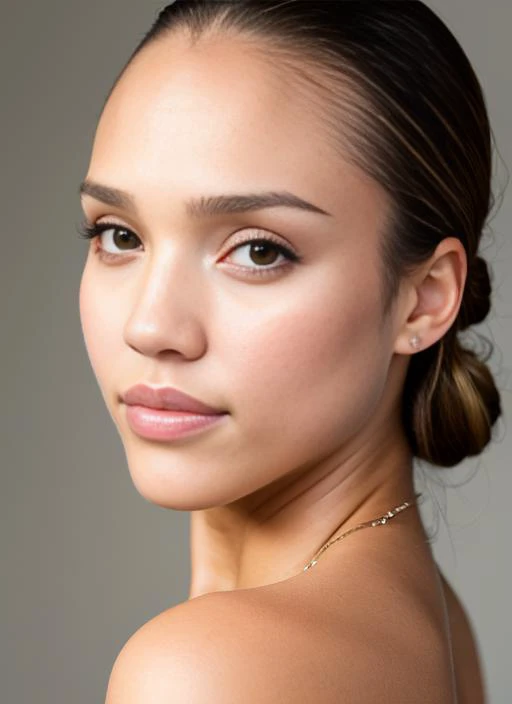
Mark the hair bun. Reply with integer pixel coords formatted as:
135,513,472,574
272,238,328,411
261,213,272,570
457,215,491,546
457,256,492,330
403,332,502,467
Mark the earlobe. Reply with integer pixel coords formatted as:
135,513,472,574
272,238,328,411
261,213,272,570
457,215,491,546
409,334,422,351
393,237,467,356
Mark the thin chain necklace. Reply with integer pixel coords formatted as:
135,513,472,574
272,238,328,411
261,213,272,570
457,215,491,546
303,492,422,571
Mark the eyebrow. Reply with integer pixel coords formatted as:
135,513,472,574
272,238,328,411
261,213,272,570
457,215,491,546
78,180,332,219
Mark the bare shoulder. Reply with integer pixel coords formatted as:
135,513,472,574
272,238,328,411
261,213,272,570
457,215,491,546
105,587,311,703
104,566,456,703
105,587,337,703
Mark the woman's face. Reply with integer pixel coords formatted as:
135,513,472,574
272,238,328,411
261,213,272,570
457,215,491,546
79,33,403,510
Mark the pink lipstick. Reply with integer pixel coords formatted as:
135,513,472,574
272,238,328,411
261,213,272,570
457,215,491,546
121,384,228,441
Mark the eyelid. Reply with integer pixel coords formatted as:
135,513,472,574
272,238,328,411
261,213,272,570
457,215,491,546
79,220,299,259
217,228,298,260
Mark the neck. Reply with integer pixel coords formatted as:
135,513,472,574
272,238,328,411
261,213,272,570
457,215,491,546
187,429,421,599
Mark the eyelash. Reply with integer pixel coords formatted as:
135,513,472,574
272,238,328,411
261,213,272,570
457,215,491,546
76,221,301,277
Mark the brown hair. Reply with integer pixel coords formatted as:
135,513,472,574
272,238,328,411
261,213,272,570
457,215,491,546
111,0,503,467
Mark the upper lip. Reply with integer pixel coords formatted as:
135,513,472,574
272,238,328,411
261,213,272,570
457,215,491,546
121,384,226,415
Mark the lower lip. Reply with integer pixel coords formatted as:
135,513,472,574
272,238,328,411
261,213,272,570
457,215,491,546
124,404,228,441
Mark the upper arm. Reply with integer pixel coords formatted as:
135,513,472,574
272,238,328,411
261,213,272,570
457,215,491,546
105,635,212,703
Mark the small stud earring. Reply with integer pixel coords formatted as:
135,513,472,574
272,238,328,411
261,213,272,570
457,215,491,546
409,334,422,351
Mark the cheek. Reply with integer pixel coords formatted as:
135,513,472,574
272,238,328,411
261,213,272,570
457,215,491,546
225,276,389,466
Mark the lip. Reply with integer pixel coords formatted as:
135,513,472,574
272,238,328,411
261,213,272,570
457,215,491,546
124,405,227,441
120,383,226,416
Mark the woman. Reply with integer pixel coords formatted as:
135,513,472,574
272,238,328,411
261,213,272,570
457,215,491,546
78,1,503,701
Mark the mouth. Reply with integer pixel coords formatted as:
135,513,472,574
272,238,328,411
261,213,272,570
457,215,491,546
123,404,228,441
120,383,227,416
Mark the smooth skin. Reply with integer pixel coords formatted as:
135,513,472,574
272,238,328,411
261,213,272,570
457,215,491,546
79,30,485,703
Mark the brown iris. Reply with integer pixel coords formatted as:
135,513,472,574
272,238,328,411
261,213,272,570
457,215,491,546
249,241,280,266
113,228,136,250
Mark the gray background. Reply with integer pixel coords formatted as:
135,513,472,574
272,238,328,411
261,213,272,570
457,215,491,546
1,1,510,702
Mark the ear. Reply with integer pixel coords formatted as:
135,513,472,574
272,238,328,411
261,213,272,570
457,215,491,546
393,237,468,355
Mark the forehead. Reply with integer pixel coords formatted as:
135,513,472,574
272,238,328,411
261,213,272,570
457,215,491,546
89,32,387,221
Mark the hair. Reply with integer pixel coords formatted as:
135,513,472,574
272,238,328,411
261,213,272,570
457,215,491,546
108,0,503,468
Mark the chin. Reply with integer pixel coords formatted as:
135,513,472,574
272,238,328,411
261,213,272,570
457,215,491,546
122,450,252,511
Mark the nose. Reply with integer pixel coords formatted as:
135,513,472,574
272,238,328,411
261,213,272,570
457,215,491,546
123,247,208,361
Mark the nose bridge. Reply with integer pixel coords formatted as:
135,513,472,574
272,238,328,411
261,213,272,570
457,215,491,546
123,242,207,357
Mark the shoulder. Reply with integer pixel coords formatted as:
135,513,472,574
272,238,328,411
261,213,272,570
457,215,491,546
104,570,453,703
104,585,363,703
105,587,318,703
104,588,281,703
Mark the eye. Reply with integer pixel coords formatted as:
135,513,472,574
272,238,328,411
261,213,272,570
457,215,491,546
77,221,141,262
219,232,300,277
77,221,301,275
